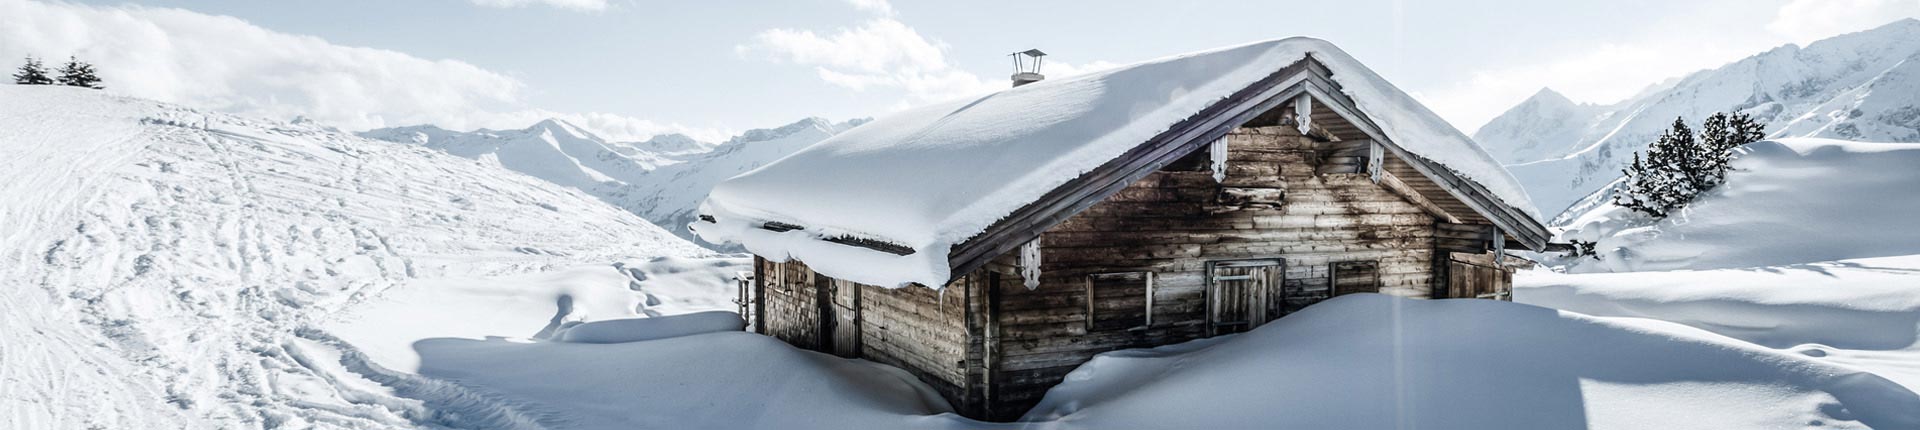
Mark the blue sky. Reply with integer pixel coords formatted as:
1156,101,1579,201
9,0,1918,140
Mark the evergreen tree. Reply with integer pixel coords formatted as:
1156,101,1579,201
1612,113,1766,218
55,56,103,89
12,56,53,85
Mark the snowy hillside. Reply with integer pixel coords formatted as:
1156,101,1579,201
0,86,718,428
362,117,866,249
1512,137,1920,426
1553,138,1920,273
1477,19,1920,215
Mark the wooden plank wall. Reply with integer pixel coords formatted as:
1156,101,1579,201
984,125,1440,416
754,257,982,414
855,275,974,406
757,257,821,351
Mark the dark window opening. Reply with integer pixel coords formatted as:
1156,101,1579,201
1331,261,1381,296
1087,272,1153,331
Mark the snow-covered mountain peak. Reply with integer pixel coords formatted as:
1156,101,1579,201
529,117,601,141
1473,88,1608,165
725,116,849,146
1482,19,1920,217
363,115,870,250
1523,87,1576,108
629,133,711,155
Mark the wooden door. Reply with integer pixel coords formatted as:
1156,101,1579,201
1447,257,1512,300
1207,260,1281,336
828,278,860,357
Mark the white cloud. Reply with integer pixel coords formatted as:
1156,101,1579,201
0,0,698,140
844,0,894,16
1767,0,1920,44
468,0,608,12
741,18,1114,106
741,18,999,103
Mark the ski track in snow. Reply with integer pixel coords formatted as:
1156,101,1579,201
1,87,708,429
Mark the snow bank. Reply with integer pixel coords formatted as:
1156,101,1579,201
1515,254,1920,395
697,37,1535,288
411,332,976,429
1024,295,1920,429
1518,255,1920,350
1559,138,1920,273
614,255,753,316
557,311,744,344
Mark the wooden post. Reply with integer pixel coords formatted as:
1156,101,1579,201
1493,233,1506,265
753,256,766,334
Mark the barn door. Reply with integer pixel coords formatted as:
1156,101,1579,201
828,278,860,358
1207,259,1281,336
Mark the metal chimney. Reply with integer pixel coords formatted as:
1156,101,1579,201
1010,49,1047,87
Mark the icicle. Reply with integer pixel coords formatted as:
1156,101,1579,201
1019,239,1041,290
1294,95,1313,135
1209,136,1228,183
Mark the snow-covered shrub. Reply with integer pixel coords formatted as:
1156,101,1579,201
56,56,103,89
1567,239,1599,259
1612,113,1764,218
12,56,53,85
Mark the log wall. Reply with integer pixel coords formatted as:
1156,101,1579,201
751,125,1512,421
984,126,1441,416
752,257,985,415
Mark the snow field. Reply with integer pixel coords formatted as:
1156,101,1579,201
0,86,711,429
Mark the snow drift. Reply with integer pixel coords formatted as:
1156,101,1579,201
697,37,1535,288
557,311,745,344
1024,295,1920,430
410,332,973,429
1518,255,1920,351
1558,138,1920,273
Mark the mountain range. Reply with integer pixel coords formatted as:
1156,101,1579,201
1474,18,1920,220
360,116,868,249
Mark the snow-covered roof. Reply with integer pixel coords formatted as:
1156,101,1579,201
694,37,1539,288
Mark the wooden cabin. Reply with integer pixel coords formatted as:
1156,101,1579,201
692,38,1549,421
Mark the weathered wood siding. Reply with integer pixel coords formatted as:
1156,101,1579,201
985,126,1440,416
752,257,985,415
757,257,822,350
854,275,973,406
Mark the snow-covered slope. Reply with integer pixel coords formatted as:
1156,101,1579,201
1515,137,1920,410
362,117,865,249
1555,138,1920,273
0,85,711,429
1478,19,1920,215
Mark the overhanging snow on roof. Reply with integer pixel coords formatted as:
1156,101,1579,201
693,37,1542,288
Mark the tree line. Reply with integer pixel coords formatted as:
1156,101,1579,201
1569,111,1766,258
12,56,103,89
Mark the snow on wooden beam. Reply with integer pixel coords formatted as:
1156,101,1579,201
1293,95,1313,135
